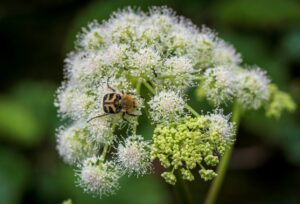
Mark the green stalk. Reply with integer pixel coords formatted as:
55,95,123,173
100,123,116,160
185,104,201,117
204,103,242,204
142,81,155,94
133,80,142,135
142,80,195,204
100,144,109,160
136,79,142,94
176,175,194,204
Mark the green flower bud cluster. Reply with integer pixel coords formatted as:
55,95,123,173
265,84,296,119
151,116,234,184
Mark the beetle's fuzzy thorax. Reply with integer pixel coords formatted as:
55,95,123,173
121,94,137,112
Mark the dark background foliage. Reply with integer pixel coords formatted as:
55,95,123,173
0,0,299,203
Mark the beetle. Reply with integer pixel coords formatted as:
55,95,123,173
87,79,139,122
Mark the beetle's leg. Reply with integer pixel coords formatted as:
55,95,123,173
106,77,116,92
87,114,108,123
122,112,130,122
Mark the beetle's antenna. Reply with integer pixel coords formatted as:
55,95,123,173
87,114,107,123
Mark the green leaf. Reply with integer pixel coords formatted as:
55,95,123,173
0,98,42,146
0,81,57,146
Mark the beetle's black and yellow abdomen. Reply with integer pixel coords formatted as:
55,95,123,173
103,93,122,114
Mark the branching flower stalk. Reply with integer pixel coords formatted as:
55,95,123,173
204,102,242,204
54,6,296,203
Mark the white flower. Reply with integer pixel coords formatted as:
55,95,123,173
57,85,97,120
116,135,152,176
159,56,195,89
77,21,108,50
236,67,270,109
55,82,73,118
202,66,237,105
192,28,216,69
78,156,121,197
128,48,161,78
201,65,271,109
67,51,113,82
107,9,142,44
148,90,185,123
55,81,103,120
166,32,191,55
86,117,115,145
102,44,129,67
206,111,235,141
213,40,241,66
56,122,98,165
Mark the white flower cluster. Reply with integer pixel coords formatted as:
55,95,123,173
78,156,122,197
201,65,270,109
116,135,152,176
66,6,244,91
56,122,99,165
55,6,283,197
206,110,235,141
148,90,185,123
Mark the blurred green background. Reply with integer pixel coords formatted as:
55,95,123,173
0,0,299,203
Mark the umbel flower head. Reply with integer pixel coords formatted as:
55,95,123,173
148,90,185,123
116,135,152,176
54,6,295,198
201,65,271,109
78,156,122,197
56,122,99,165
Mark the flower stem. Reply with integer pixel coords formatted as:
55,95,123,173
133,80,142,135
100,123,116,160
175,175,194,204
136,79,142,94
143,80,195,204
142,81,155,94
184,104,201,117
100,144,109,160
204,103,241,204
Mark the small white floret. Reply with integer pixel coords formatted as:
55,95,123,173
148,90,185,123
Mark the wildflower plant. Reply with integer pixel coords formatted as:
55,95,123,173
55,6,296,202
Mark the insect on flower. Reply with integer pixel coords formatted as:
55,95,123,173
88,79,139,122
